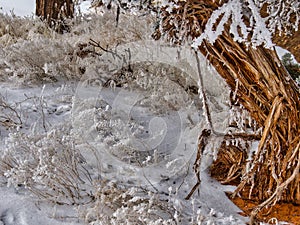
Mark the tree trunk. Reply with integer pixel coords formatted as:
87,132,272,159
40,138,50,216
156,0,300,215
36,0,74,32
200,32,300,205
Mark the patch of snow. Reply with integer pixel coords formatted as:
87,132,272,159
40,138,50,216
0,187,80,225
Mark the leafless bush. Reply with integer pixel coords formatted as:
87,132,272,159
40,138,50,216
0,123,92,205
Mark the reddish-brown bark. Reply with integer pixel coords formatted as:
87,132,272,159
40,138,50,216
156,0,300,217
36,0,74,32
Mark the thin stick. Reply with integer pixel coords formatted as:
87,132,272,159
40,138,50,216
195,50,223,136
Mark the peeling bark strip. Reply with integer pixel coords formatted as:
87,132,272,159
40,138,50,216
155,0,300,213
36,0,74,31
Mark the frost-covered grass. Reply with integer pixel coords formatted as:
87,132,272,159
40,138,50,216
0,11,153,85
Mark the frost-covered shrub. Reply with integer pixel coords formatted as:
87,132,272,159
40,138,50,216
0,14,33,42
0,123,91,205
80,181,244,225
80,183,177,225
0,94,22,131
109,62,198,114
0,13,55,45
0,12,154,85
1,39,76,84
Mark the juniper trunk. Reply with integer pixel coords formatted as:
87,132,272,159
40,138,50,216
36,0,74,32
200,33,300,205
156,0,300,209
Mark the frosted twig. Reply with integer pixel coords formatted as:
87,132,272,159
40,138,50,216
39,85,47,132
195,50,223,136
89,38,122,60
185,129,211,200
137,160,159,193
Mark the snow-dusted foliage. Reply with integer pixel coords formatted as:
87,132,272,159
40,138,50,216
192,0,274,49
254,0,300,35
79,181,244,225
192,0,273,48
0,94,22,131
80,184,176,224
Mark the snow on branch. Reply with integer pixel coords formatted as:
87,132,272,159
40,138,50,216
191,0,273,49
255,0,300,35
94,0,299,48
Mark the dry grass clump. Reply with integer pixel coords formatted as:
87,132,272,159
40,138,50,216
80,182,177,225
0,94,22,129
0,11,155,85
0,124,91,205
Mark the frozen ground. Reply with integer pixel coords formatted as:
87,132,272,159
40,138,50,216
0,67,248,224
0,187,81,225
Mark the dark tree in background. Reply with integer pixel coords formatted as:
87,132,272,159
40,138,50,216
36,0,74,32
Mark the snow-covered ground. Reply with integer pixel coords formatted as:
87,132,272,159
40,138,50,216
0,77,246,224
0,187,81,225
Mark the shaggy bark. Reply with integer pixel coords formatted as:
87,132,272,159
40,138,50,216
36,0,74,32
201,33,300,204
155,0,300,217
